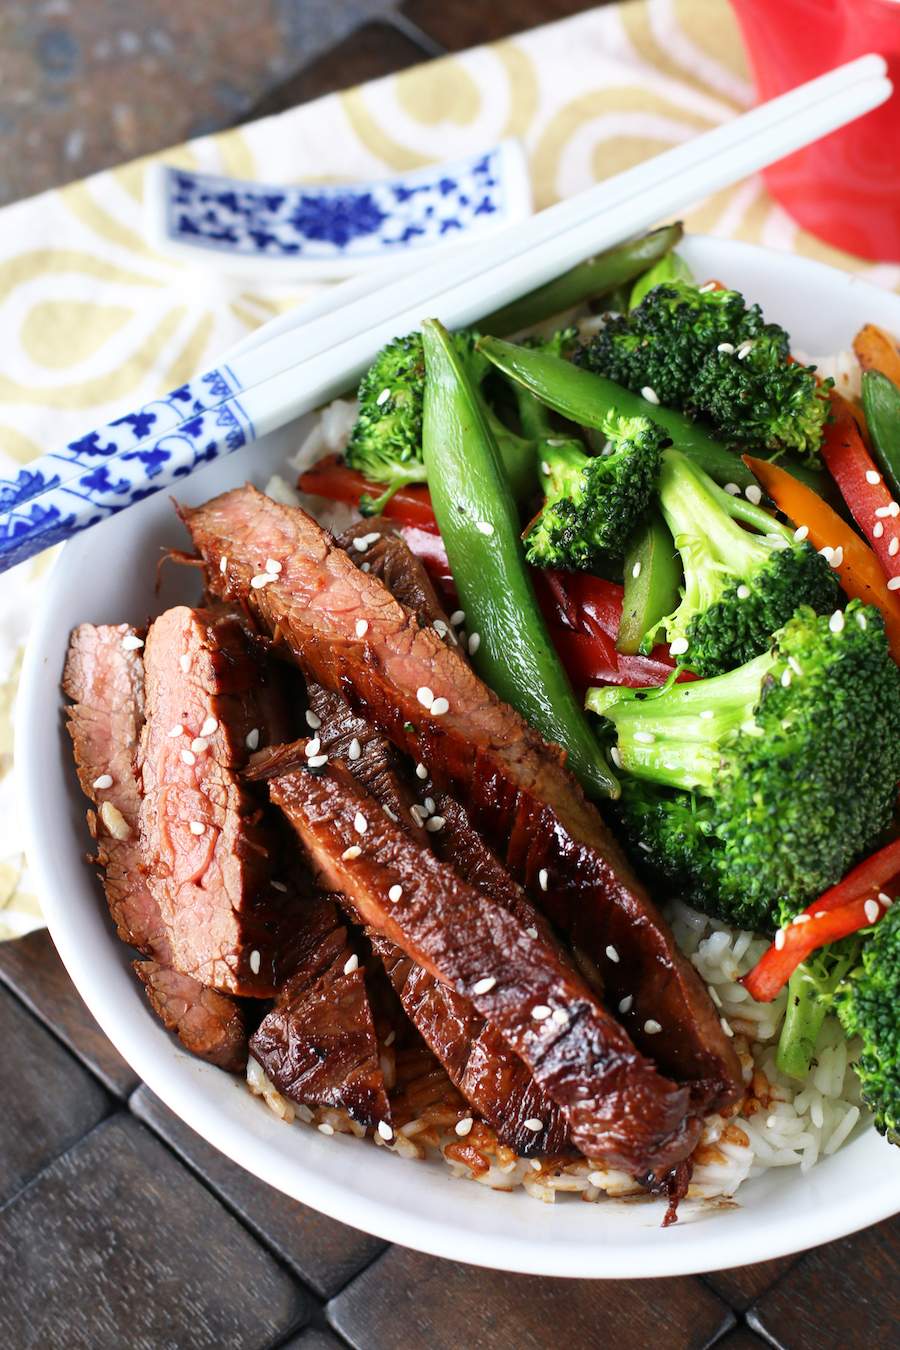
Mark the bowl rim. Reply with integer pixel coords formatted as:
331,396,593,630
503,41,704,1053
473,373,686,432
16,233,900,1279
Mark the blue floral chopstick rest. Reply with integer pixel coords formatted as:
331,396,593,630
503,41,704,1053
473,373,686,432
145,140,532,280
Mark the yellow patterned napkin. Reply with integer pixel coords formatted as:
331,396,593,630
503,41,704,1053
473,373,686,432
2,0,897,939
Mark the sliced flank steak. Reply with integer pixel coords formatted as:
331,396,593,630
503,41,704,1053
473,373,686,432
63,623,249,1071
137,605,299,996
180,486,741,1112
249,891,391,1128
264,752,700,1175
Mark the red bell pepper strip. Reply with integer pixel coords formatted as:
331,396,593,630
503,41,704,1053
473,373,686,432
297,455,439,531
820,396,900,585
742,837,900,1002
550,627,682,696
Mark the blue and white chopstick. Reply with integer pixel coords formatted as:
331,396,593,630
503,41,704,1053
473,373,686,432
0,53,890,574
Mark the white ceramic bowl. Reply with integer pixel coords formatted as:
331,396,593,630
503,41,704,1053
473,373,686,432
17,236,900,1278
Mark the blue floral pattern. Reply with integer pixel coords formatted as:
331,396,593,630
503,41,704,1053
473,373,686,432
162,147,510,264
0,368,252,571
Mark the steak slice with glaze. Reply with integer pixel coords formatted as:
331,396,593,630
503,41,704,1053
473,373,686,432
249,891,391,1129
264,752,700,1175
137,605,298,995
180,486,741,1113
63,623,248,1070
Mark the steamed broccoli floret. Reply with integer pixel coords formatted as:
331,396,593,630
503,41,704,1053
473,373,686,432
576,281,831,461
587,602,900,931
649,448,840,676
348,329,540,512
837,905,900,1144
524,412,664,567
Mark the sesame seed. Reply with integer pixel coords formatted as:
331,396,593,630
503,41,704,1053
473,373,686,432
271,880,288,893
538,868,549,892
344,954,360,975
874,521,885,538
265,558,282,575
467,632,480,655
455,1117,474,1137
415,762,428,780
179,654,191,673
829,610,845,633
888,577,900,591
643,1019,662,1034
736,584,751,600
377,1120,394,1141
450,610,465,626
352,537,368,552
245,728,260,750
865,898,881,924
891,538,900,558
605,945,619,963
775,928,786,950
541,460,551,476
610,745,623,767
717,342,735,353
167,724,183,738
99,801,130,840
781,669,792,687
353,812,368,835
525,926,538,939
794,525,809,541
875,505,893,518
200,716,218,738
376,387,391,406
416,686,434,709
92,773,113,790
355,619,369,638
475,520,494,535
879,892,894,908
866,470,882,485
668,637,689,657
551,1008,569,1026
698,281,717,293
318,1122,334,1136
384,1031,396,1047
630,561,643,582
410,804,427,825
633,730,656,744
814,911,827,919
473,976,496,995
532,1005,552,1021
388,884,403,902
724,482,740,496
830,546,844,568
305,737,321,757
191,738,208,754
424,797,435,815
250,573,274,589
122,634,144,651
425,815,445,832
430,697,449,716
305,709,321,730
307,754,329,768
720,1017,734,1037
249,949,261,974
188,821,205,835
745,484,762,505
640,386,660,405
220,556,228,574
737,340,755,360
348,738,362,761
342,845,362,860
524,1119,543,1132
180,749,196,766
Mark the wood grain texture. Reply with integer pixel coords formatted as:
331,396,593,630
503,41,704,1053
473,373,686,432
0,983,109,1207
704,1256,799,1313
328,1246,735,1350
0,1114,310,1350
0,929,138,1097
747,1216,900,1350
244,21,432,122
131,1086,386,1298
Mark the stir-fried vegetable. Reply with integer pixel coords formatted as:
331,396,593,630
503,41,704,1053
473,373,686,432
862,369,900,502
819,397,900,586
617,511,680,656
420,318,619,798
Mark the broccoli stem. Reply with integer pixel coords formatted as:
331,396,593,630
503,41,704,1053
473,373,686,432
479,224,683,336
777,966,829,1080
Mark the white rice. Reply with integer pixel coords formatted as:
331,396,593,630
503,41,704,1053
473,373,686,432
251,375,869,1207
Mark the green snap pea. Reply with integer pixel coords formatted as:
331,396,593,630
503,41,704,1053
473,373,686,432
619,512,681,655
863,369,900,502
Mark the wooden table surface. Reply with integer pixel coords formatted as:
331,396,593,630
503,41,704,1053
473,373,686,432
1,3,899,1346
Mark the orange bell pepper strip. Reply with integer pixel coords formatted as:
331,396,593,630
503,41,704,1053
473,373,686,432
853,323,900,388
743,454,900,661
